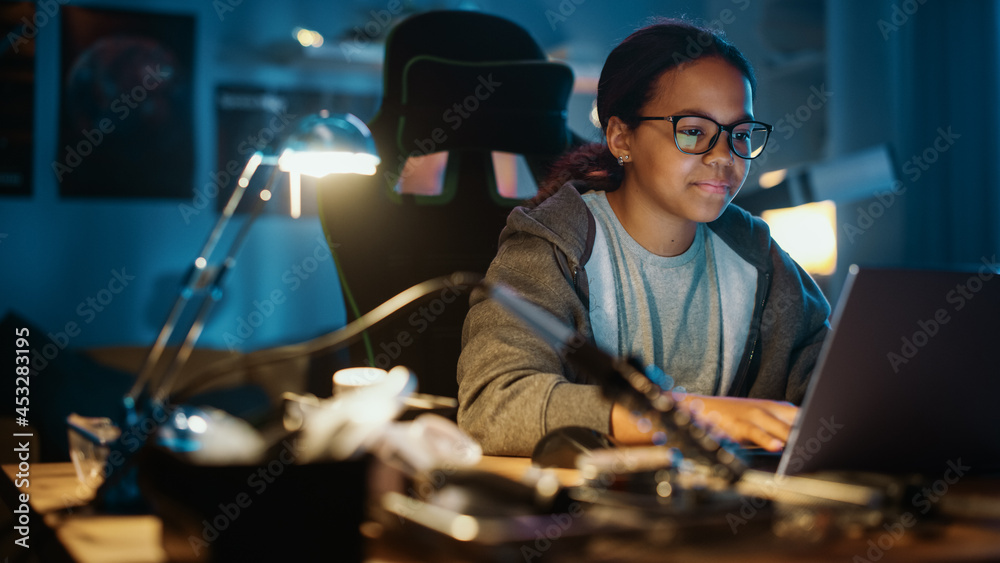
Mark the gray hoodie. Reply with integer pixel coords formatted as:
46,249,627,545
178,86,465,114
457,181,831,456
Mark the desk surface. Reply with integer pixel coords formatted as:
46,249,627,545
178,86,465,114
0,458,565,563
1,463,163,563
5,460,1000,563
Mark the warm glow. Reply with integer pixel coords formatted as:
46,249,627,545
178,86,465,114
294,27,325,48
759,169,787,189
260,189,272,201
289,172,301,219
278,149,379,177
187,415,208,434
491,151,538,199
240,153,263,189
194,257,207,269
761,200,838,276
589,100,600,128
450,515,479,541
395,152,448,195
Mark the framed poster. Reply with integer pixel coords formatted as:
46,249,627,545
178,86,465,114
56,6,194,198
0,2,36,196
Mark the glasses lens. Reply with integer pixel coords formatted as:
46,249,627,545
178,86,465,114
674,116,717,154
731,122,769,159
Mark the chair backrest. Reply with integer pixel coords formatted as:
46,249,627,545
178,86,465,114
317,11,579,398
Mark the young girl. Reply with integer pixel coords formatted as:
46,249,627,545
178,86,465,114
457,19,831,456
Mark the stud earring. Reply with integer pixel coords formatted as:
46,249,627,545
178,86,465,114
617,154,630,166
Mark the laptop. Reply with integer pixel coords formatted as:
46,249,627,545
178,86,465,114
777,264,1000,476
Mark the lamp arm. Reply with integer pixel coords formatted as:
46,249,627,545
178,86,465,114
127,152,271,402
150,257,230,404
148,163,282,404
183,272,483,385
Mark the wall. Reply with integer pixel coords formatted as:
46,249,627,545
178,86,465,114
0,0,353,354
827,0,1000,301
0,0,714,354
4,0,995,360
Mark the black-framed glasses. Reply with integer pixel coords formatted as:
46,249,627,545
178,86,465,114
637,115,773,160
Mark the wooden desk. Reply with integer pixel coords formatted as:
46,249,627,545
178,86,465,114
0,463,165,563
4,460,1000,562
0,457,566,563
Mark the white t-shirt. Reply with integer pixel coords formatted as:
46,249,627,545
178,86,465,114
583,191,724,395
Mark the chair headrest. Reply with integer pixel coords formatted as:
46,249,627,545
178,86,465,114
396,56,574,156
379,10,549,106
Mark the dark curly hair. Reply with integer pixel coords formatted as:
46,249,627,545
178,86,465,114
534,18,757,204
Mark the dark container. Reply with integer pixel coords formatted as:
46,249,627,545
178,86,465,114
138,444,369,562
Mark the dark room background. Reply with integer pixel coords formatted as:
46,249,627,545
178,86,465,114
0,0,997,356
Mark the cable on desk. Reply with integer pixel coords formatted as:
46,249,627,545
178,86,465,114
176,271,483,396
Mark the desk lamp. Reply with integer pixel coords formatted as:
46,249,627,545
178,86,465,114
136,111,378,406
85,112,379,510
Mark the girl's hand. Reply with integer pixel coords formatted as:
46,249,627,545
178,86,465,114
678,394,798,451
611,395,798,451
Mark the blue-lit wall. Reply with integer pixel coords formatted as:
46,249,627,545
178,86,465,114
2,0,998,357
0,0,357,352
0,0,708,353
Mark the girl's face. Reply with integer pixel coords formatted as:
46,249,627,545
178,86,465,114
609,56,754,224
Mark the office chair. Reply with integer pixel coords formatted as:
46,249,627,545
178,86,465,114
316,11,580,398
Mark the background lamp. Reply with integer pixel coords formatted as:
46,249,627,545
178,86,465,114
91,112,378,510
761,200,838,276
133,111,379,405
734,144,896,277
736,144,897,217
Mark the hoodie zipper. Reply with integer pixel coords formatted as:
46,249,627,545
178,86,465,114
729,271,770,396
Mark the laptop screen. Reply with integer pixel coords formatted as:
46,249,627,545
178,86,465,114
778,264,1000,476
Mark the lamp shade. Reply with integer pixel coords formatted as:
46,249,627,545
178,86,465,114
278,112,380,177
